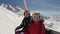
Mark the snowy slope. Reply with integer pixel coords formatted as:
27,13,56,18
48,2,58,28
0,6,24,34
44,16,60,32
0,4,23,15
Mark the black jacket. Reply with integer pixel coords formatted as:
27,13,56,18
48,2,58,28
15,16,32,32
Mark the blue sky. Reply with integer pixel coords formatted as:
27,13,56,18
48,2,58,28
0,0,60,16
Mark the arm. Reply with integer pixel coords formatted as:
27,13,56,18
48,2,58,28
15,19,24,31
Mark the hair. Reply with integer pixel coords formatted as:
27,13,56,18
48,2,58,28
32,13,40,17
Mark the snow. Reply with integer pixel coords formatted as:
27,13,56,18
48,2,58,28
9,5,16,11
0,6,24,34
44,16,60,32
0,4,60,34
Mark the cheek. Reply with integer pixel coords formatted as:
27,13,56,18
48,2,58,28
25,14,29,17
25,14,29,16
33,18,40,21
33,18,38,21
37,18,40,20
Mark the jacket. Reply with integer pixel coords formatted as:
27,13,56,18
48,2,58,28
15,16,32,32
28,19,46,34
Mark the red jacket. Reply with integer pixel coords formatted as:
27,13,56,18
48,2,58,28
28,21,46,34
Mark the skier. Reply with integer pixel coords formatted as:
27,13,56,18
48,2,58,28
15,10,32,34
28,13,46,34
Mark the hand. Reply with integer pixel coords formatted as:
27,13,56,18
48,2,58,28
15,29,19,32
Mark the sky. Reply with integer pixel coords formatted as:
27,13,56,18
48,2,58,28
0,0,60,16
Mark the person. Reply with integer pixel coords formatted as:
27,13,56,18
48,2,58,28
28,13,46,34
15,10,32,34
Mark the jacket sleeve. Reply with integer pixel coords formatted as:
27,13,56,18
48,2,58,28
41,24,46,34
15,19,24,31
40,19,44,24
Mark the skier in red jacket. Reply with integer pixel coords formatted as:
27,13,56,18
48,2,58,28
28,13,46,34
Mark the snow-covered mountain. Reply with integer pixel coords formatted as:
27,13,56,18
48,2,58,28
0,4,60,34
44,16,60,32
0,4,23,15
44,16,60,22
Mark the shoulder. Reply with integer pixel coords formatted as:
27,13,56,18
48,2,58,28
40,19,44,24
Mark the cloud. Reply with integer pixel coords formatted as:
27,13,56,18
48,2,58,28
38,0,60,9
40,10,60,16
24,0,60,16
31,10,60,16
30,0,60,9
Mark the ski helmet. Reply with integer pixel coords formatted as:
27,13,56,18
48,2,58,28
24,10,30,16
24,10,30,14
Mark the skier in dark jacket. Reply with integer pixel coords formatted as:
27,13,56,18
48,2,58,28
15,10,32,34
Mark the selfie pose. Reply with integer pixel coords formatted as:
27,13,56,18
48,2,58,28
28,13,46,34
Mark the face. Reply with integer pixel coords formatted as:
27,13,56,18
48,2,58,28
33,16,40,21
24,13,30,17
